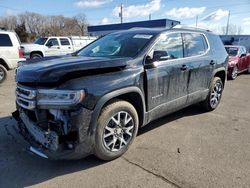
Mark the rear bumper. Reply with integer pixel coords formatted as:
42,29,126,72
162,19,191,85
12,107,95,160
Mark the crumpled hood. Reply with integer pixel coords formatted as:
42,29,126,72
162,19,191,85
16,55,128,84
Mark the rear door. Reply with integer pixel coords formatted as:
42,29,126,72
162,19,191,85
44,38,61,56
145,32,189,120
59,38,74,55
182,33,214,103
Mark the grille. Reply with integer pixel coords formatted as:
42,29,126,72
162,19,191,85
16,85,37,110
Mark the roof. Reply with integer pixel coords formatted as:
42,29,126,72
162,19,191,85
104,27,213,37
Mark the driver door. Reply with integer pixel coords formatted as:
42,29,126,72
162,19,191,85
145,33,189,121
45,38,61,56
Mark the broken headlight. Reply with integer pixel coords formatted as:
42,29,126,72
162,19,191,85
37,89,85,109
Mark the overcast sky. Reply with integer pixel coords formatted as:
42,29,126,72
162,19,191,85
0,0,250,34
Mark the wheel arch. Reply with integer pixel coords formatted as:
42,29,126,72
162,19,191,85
0,58,10,70
214,69,226,86
88,87,146,135
30,51,44,58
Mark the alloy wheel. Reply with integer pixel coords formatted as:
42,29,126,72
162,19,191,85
103,111,134,152
210,81,223,108
231,66,238,80
0,68,4,81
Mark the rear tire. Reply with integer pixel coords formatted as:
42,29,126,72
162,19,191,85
94,100,139,161
30,53,42,59
0,65,7,84
201,77,224,111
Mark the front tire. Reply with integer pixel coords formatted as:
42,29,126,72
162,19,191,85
201,77,224,111
94,100,139,161
0,65,7,84
230,66,238,80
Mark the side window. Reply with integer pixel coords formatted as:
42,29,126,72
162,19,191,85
152,33,183,61
183,33,208,57
0,34,13,47
60,38,70,46
46,38,59,46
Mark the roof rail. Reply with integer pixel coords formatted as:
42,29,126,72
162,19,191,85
128,27,147,30
173,24,211,32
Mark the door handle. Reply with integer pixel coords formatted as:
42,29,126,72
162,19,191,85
180,64,188,71
68,47,71,49
210,60,215,65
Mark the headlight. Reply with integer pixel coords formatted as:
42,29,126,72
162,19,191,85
37,89,85,109
228,61,236,67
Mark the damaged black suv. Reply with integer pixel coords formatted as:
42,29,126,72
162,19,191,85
13,27,228,160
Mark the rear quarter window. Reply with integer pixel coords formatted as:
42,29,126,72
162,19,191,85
0,34,13,47
209,34,227,56
183,33,208,57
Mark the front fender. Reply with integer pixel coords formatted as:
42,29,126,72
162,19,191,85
88,86,146,135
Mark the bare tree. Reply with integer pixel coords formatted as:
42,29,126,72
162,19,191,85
220,24,243,35
0,11,89,42
73,13,88,35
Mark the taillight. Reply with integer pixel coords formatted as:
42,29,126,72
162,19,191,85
18,47,24,58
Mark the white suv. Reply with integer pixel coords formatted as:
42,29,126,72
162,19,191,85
0,30,25,83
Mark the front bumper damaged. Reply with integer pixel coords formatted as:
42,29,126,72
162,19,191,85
12,107,94,160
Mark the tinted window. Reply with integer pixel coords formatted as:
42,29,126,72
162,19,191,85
60,38,70,46
46,38,59,46
152,33,183,61
183,33,207,57
0,34,13,47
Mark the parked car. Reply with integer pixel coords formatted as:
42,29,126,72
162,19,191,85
225,45,250,79
13,27,228,160
21,36,97,59
0,30,25,83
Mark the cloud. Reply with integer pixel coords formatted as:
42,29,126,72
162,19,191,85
112,0,161,18
74,0,112,8
100,17,111,25
165,7,206,19
5,9,19,16
242,17,250,26
201,9,229,22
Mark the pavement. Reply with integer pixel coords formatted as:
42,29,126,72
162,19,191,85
0,70,250,188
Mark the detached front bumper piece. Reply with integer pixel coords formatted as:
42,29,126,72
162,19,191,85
12,107,95,160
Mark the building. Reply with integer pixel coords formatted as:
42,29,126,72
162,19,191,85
88,19,180,36
220,35,250,52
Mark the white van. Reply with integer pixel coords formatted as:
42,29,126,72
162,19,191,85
0,30,25,83
21,36,97,59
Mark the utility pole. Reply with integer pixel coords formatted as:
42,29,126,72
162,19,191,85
119,3,123,24
226,11,230,35
149,14,151,21
195,15,198,27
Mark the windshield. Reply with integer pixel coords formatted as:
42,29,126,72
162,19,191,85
34,37,48,45
225,47,238,56
77,32,155,58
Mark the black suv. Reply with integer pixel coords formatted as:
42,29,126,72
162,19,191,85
13,27,228,160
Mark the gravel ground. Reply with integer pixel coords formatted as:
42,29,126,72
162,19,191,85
0,70,250,188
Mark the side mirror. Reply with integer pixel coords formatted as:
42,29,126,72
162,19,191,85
153,50,170,61
240,53,246,58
